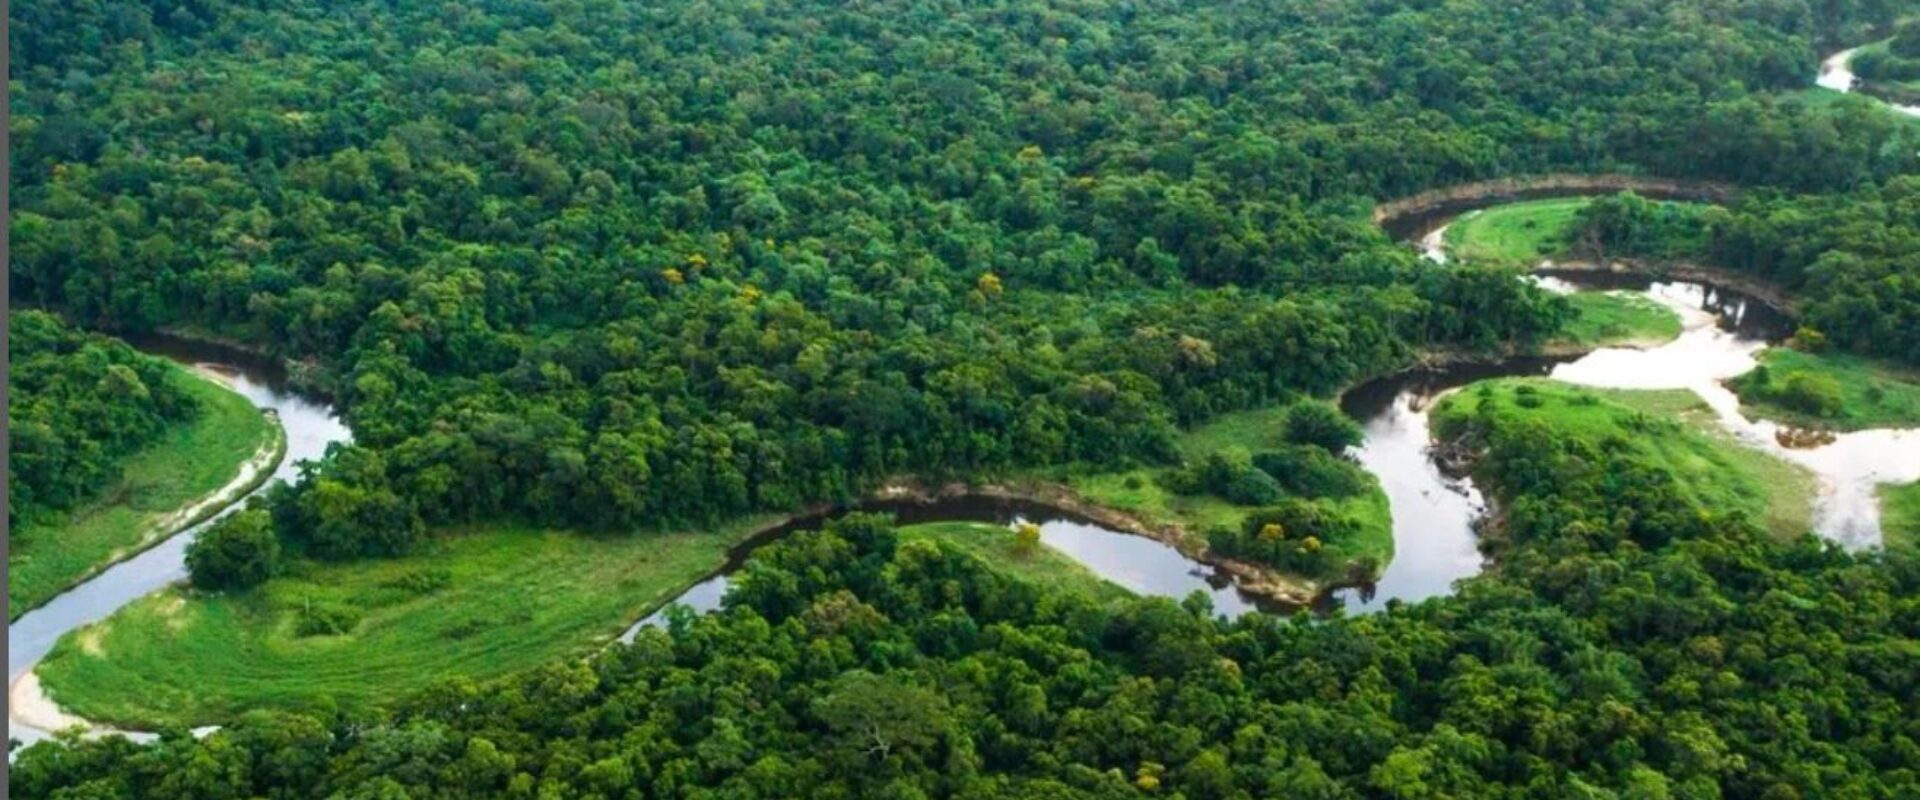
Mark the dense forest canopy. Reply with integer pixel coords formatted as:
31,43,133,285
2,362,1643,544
17,492,1920,797
6,311,200,530
1567,181,1920,363
1849,19,1920,82
13,0,1920,795
11,0,1918,540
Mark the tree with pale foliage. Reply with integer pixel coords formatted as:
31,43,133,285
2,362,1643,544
1012,521,1041,558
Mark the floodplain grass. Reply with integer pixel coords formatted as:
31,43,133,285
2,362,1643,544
898,521,1134,603
36,515,1132,728
35,519,774,728
1728,347,1920,431
1442,198,1592,267
10,365,281,620
1054,402,1394,583
1434,378,1816,541
1550,291,1684,350
1880,482,1920,551
1441,196,1713,268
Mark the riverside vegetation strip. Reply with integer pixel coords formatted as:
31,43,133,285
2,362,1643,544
33,519,1124,728
1441,197,1709,268
1549,292,1686,351
34,519,772,727
1433,378,1816,542
1728,347,1920,431
1429,197,1688,352
9,339,283,620
1883,482,1920,548
1032,399,1393,592
17,0,1920,794
25,287,1687,732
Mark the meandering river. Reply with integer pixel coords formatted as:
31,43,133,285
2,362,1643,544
619,497,1282,641
1544,278,1920,547
1819,46,1920,116
640,184,1920,622
18,43,1920,744
8,336,352,749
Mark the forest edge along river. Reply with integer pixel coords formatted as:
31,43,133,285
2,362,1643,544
1,299,1634,746
618,187,1847,627
20,42,1920,739
1820,42,1920,116
621,494,1290,642
8,334,353,750
1380,177,1920,548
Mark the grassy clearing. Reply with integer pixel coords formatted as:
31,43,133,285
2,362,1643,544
1728,348,1920,431
1549,291,1684,350
9,365,281,620
1442,197,1712,268
35,518,780,728
1434,378,1816,540
1442,198,1592,267
899,521,1133,603
37,516,1132,728
1041,403,1394,583
1880,482,1920,550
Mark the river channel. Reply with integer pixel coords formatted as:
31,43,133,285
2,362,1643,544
8,336,351,749
19,138,1920,747
1819,45,1920,116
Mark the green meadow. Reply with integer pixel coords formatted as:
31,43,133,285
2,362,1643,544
10,366,282,620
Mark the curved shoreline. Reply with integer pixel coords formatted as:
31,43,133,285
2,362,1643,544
11,211,1776,742
1818,39,1920,114
1372,174,1739,241
652,479,1330,613
8,372,291,623
901,481,1328,605
1537,259,1800,316
10,333,350,752
10,672,99,737
30,480,1316,736
8,414,288,741
1373,176,1801,319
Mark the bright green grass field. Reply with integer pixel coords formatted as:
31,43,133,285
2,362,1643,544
1441,197,1712,268
899,522,1133,604
1550,291,1684,350
36,518,1131,728
1049,402,1393,583
1435,378,1816,540
1729,348,1920,431
1442,199,1592,267
9,365,282,620
35,518,776,728
1881,482,1920,551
